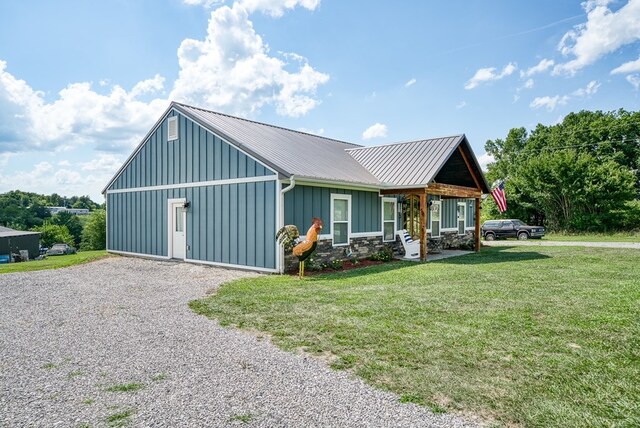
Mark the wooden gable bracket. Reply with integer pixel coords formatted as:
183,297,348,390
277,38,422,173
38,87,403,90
457,146,482,191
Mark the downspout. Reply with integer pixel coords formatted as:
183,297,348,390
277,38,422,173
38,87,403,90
278,175,296,273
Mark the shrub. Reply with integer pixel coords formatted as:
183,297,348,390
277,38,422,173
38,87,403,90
369,247,394,262
330,259,344,270
81,210,106,250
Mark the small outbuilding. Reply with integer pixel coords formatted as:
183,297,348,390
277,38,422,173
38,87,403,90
103,102,490,273
0,226,41,261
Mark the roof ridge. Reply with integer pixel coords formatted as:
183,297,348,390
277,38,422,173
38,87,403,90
172,101,363,148
346,134,464,152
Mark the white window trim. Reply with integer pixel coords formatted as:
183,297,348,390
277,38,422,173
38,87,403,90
167,116,178,141
167,198,186,260
382,197,397,242
330,193,351,247
457,202,467,236
430,200,441,238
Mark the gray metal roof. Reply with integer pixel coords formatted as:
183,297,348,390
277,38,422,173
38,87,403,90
0,226,40,238
175,103,381,186
347,135,466,187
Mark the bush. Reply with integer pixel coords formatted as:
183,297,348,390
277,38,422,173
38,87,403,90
369,247,394,262
32,223,75,248
81,210,106,250
330,259,344,270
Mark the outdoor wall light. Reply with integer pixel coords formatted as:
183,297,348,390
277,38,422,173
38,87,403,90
182,201,191,212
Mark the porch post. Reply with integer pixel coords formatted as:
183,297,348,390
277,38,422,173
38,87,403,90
420,192,427,261
475,197,481,252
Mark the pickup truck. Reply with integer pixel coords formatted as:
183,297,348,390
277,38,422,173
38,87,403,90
481,219,545,240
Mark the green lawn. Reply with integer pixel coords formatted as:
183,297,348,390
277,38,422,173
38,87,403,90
190,246,640,427
0,251,109,274
544,231,640,242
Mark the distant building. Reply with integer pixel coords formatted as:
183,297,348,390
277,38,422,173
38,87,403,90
0,226,41,260
47,207,90,215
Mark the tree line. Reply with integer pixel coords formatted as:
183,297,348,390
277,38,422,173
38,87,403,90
0,190,106,250
483,109,640,232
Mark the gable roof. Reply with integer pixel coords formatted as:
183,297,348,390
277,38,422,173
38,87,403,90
175,103,380,186
104,101,489,193
347,135,490,192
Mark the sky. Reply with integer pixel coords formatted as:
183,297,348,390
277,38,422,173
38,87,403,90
1,0,639,202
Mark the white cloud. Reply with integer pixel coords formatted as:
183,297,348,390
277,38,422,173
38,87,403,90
169,3,328,118
521,58,554,77
405,78,416,87
627,74,640,90
297,127,324,135
572,80,601,96
477,153,494,171
464,62,517,89
523,78,534,89
456,101,467,109
0,60,168,154
57,160,71,167
239,0,320,17
554,0,640,75
183,0,321,16
611,55,640,74
362,123,388,140
81,153,124,172
529,95,570,111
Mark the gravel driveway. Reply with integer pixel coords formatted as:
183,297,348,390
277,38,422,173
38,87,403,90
0,257,476,427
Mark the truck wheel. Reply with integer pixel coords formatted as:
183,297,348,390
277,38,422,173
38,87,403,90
517,232,529,240
485,233,495,241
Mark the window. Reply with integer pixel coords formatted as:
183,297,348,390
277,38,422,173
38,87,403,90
331,194,351,246
168,116,178,141
175,206,183,232
430,200,441,237
457,202,466,235
382,197,397,242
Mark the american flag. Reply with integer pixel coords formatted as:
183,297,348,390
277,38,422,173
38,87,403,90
491,180,507,213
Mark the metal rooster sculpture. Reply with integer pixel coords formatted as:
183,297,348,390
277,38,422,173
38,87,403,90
276,217,323,278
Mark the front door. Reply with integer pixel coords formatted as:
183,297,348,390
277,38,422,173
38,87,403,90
171,202,185,259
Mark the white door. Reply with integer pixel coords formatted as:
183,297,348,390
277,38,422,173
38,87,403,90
171,202,185,259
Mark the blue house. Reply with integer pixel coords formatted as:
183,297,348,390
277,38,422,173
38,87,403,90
103,102,490,273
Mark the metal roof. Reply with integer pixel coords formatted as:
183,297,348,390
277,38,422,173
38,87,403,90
103,101,489,193
347,135,467,187
0,226,40,238
175,103,381,186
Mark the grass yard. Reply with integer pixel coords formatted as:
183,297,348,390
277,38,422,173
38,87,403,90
544,231,640,242
0,251,109,274
191,246,640,427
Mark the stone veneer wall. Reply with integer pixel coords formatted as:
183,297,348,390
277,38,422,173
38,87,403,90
284,236,391,272
284,230,476,271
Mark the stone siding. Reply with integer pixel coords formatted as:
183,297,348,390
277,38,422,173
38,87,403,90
284,235,392,271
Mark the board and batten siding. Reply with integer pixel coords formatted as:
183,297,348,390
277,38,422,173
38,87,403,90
109,111,273,191
440,198,476,229
283,185,381,236
106,110,278,271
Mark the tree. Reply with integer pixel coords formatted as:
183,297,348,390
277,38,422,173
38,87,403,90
50,211,83,246
81,210,106,250
484,109,640,232
32,224,75,248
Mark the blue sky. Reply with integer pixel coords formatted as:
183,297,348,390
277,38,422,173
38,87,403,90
1,0,639,201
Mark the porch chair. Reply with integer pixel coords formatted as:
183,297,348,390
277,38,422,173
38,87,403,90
398,229,420,259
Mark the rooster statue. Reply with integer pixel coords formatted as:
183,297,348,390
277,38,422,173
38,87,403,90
276,217,323,278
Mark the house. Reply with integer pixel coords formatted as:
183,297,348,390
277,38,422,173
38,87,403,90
102,102,490,273
0,226,41,261
47,207,90,215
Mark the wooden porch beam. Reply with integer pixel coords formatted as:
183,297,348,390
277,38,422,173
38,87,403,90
457,146,482,191
475,197,481,252
425,183,482,198
420,192,427,261
380,187,426,195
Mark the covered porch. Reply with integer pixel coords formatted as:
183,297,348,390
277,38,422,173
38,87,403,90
382,182,483,261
